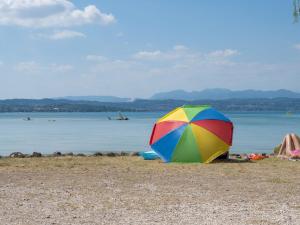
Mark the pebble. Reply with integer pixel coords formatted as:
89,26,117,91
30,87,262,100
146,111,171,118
106,152,117,157
9,152,25,158
93,152,103,156
52,152,62,157
64,152,74,156
129,152,140,156
31,152,42,157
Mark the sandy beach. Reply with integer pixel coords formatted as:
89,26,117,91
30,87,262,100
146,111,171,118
0,156,299,225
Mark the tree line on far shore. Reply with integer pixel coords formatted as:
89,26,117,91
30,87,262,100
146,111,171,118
1,98,300,112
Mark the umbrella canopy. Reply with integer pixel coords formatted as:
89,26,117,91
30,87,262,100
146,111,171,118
149,105,233,163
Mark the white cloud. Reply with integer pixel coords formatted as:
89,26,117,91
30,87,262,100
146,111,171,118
9,46,299,99
84,46,296,97
32,30,86,40
50,63,73,72
14,61,73,73
91,47,240,71
133,50,162,60
116,32,124,37
49,30,86,40
14,61,41,73
132,46,239,63
133,45,191,60
86,55,107,62
173,45,188,51
208,49,239,57
294,44,300,50
0,61,3,66
0,0,116,28
90,59,138,74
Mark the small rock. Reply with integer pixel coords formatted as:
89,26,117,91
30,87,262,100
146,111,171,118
129,152,140,156
240,154,248,159
120,151,129,156
65,152,74,156
106,152,117,157
53,151,62,157
93,152,103,156
31,152,42,157
9,152,25,158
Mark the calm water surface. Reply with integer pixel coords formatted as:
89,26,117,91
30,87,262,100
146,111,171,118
0,112,299,156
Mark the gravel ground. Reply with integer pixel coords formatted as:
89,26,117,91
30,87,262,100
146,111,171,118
0,156,299,225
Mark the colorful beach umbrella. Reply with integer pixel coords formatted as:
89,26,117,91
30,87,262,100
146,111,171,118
149,105,233,163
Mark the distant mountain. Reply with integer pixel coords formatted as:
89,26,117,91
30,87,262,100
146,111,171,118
56,96,131,102
151,89,300,100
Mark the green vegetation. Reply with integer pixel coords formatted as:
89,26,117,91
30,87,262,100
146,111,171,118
273,144,282,154
294,0,300,22
1,98,300,112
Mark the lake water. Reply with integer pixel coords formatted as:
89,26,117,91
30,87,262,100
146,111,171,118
0,112,299,156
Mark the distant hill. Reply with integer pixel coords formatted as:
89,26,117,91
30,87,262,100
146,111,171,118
0,98,134,112
2,98,300,112
151,89,300,100
56,96,131,102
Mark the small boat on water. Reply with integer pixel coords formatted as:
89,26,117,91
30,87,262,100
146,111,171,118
117,112,129,120
108,112,129,120
23,117,31,121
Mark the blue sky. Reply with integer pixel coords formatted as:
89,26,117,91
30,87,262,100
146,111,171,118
0,0,300,99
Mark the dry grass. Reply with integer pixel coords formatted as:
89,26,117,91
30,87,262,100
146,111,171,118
0,156,299,225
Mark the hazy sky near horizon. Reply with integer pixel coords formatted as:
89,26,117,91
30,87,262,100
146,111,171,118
1,0,300,99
